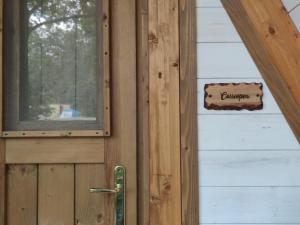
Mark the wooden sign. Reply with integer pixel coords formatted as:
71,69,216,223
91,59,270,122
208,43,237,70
204,83,263,110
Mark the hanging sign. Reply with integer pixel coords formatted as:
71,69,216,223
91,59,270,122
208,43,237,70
204,83,263,110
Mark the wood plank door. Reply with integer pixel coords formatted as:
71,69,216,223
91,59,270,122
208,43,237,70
0,0,137,225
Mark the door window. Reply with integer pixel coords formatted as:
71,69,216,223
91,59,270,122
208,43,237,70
4,0,110,133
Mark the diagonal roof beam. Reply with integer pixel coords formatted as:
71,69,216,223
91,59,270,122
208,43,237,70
222,0,300,143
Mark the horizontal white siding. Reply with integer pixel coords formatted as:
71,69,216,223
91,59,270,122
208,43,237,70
199,151,300,186
197,0,300,224
197,43,261,78
200,187,300,224
199,115,299,150
197,7,241,42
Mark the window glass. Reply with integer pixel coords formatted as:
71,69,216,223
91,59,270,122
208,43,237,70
5,0,104,131
24,0,98,121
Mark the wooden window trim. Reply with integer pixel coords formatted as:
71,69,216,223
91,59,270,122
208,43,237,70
2,0,111,138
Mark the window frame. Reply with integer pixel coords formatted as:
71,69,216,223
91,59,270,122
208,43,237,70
3,0,111,138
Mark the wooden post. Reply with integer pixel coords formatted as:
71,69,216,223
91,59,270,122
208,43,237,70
179,0,199,224
148,1,182,225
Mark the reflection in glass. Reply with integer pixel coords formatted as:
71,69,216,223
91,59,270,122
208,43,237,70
22,0,98,121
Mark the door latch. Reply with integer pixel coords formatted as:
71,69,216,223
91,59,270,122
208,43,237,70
90,165,126,225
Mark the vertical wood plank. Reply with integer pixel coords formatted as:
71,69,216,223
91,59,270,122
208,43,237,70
179,0,199,225
137,0,150,224
38,165,74,225
104,1,137,225
148,1,182,225
7,165,37,225
0,0,3,134
0,142,5,225
0,0,5,224
75,164,105,225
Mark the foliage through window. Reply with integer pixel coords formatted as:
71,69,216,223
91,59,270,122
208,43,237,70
4,0,105,131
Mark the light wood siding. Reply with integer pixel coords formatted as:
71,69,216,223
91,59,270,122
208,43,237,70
197,0,300,224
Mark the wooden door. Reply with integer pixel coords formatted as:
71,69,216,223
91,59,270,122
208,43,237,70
0,0,137,225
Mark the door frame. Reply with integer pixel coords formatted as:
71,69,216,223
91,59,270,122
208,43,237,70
137,0,199,225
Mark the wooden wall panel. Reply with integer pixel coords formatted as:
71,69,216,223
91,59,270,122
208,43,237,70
148,1,181,225
75,164,105,225
7,165,37,225
179,0,199,225
38,165,74,225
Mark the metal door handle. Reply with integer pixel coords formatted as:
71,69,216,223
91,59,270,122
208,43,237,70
90,165,126,225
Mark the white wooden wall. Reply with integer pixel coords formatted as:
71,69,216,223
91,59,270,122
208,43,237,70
197,0,300,224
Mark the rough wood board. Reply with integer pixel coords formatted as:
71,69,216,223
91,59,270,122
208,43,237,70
7,165,37,225
222,0,300,142
75,164,105,225
104,1,137,225
204,83,263,110
137,0,150,224
38,165,74,225
149,0,181,225
179,0,199,225
0,141,5,225
5,138,105,164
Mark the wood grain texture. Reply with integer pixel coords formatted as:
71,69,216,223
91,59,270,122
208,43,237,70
38,165,74,225
179,0,199,225
204,83,263,111
5,138,104,164
7,165,37,225
222,0,300,142
148,0,181,225
104,1,137,225
0,0,4,222
0,141,4,225
198,78,281,114
137,0,150,224
75,164,105,225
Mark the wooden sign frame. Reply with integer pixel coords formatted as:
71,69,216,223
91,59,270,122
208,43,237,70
204,82,263,111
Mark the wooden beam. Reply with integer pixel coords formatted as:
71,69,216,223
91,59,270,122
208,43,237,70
149,1,181,225
222,0,300,142
179,0,199,225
